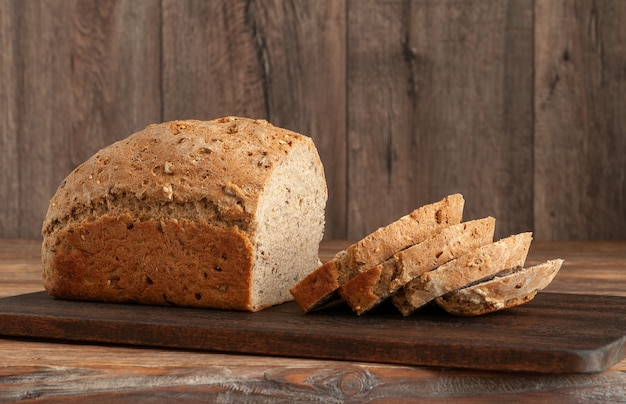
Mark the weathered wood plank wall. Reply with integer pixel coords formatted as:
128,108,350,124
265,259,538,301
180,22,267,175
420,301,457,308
1,0,162,238
1,0,624,241
535,0,626,240
347,0,535,239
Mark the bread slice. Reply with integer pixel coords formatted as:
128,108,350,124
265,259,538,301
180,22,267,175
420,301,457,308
290,194,465,312
42,117,327,312
289,251,347,311
435,259,564,316
338,217,496,315
392,232,533,316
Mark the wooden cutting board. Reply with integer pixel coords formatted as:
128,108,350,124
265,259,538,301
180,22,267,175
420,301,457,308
0,291,623,373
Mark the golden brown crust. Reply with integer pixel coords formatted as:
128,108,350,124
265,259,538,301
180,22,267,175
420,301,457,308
435,259,564,316
289,256,342,312
43,214,254,310
43,117,308,237
41,117,324,312
343,194,465,277
337,265,383,315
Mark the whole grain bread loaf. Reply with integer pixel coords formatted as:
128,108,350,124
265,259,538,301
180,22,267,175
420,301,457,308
392,232,533,315
339,217,496,315
289,194,465,312
435,259,564,316
41,117,327,311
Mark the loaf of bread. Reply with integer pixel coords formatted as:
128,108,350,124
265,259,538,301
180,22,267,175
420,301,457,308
392,232,533,315
41,117,327,311
338,217,496,315
289,194,465,312
435,259,564,316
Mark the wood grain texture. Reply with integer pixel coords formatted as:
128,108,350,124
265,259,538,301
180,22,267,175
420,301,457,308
162,0,347,238
161,0,266,120
535,0,626,240
0,1,19,238
0,340,624,403
0,0,161,239
3,291,624,373
346,0,534,240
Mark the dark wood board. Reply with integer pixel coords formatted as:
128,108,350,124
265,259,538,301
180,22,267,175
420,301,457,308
0,291,624,374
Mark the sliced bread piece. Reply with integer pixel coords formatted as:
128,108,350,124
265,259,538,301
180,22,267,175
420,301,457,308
392,232,533,316
338,217,496,315
435,259,564,316
289,251,346,312
290,194,465,312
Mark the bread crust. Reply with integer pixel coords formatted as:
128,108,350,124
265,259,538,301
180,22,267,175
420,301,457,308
43,118,308,236
435,259,564,316
290,252,344,312
42,117,325,311
290,194,465,312
343,194,465,279
339,217,496,315
43,214,253,309
392,232,533,315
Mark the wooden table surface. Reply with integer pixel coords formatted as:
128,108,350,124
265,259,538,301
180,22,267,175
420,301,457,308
1,238,625,402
